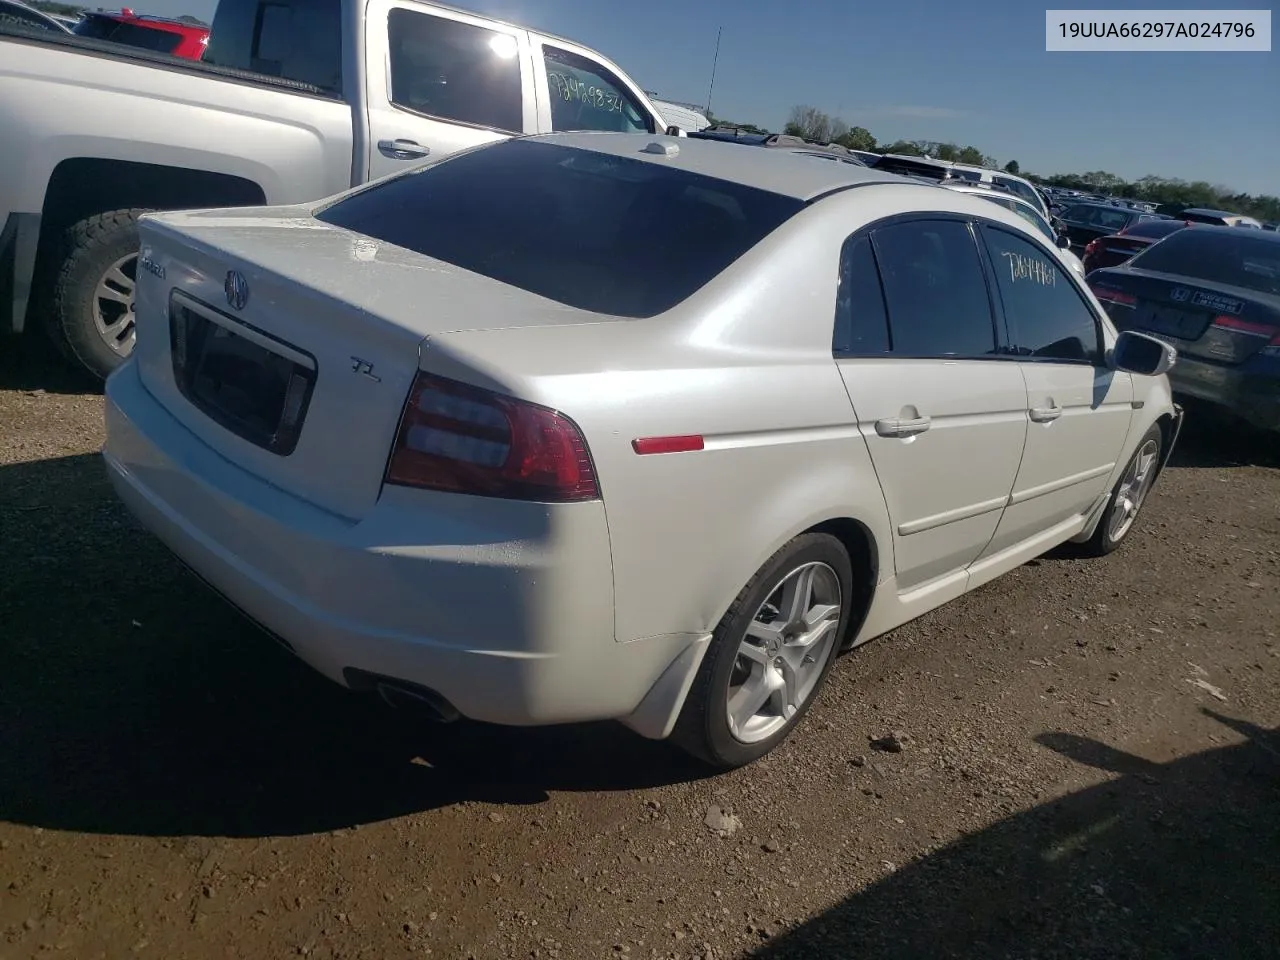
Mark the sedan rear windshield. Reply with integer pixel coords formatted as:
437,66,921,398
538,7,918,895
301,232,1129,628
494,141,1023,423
314,139,804,317
1122,219,1186,240
1130,230,1280,296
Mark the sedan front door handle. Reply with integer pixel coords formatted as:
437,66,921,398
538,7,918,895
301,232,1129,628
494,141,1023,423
377,138,430,161
875,415,932,438
1029,404,1063,423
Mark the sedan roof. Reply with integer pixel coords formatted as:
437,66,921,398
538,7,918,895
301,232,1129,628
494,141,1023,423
523,132,903,201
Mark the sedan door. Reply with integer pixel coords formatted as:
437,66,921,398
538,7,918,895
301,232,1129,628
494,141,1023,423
363,0,536,181
972,222,1133,581
833,217,1028,599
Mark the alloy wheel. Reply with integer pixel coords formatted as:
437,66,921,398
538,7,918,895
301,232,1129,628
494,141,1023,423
1108,437,1160,542
726,561,842,744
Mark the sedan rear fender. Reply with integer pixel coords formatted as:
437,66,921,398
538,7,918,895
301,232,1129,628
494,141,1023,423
427,325,896,647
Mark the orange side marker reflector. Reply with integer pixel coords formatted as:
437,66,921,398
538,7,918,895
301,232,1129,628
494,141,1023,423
632,435,705,455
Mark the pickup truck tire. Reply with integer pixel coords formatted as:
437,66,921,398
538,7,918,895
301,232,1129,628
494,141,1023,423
670,533,853,769
48,209,153,380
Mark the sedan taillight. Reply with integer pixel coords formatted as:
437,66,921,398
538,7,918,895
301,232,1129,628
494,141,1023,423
1210,314,1279,338
385,372,599,502
1084,239,1101,257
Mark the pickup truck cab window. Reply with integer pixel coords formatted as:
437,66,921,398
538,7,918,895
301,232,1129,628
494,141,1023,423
541,45,652,133
387,7,522,133
204,0,342,93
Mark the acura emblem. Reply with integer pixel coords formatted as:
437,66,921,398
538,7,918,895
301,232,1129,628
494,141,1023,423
1169,287,1190,302
224,270,249,310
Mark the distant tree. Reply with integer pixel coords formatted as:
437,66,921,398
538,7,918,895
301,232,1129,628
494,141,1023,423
784,105,836,142
730,110,1280,220
835,126,877,151
881,140,925,157
784,106,867,145
176,14,208,24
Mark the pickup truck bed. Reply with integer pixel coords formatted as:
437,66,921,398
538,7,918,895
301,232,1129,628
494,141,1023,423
1,0,672,378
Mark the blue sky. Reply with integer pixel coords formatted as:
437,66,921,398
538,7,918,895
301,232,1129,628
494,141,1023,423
137,0,1278,196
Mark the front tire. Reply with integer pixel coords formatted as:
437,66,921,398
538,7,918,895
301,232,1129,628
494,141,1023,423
47,209,152,380
1080,423,1163,556
671,533,854,769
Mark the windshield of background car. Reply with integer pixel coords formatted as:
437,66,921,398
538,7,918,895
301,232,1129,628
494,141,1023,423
72,15,183,53
1129,230,1280,296
314,139,805,317
993,176,1043,209
976,194,1052,241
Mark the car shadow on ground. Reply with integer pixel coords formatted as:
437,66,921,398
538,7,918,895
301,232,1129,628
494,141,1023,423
0,333,101,396
1167,401,1280,469
0,453,711,840
745,713,1280,960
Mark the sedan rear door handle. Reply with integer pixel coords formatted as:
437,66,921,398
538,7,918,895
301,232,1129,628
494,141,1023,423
1029,404,1063,423
875,415,932,438
378,138,430,160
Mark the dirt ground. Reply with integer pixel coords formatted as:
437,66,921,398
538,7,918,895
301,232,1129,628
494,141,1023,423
2,338,1278,960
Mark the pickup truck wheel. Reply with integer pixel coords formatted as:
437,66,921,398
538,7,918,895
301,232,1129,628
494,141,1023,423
48,209,152,380
670,533,853,769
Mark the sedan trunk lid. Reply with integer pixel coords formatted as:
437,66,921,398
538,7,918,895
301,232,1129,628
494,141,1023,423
131,207,597,521
1089,267,1280,365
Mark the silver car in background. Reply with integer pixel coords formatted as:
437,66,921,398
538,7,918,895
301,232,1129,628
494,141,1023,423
942,182,1088,279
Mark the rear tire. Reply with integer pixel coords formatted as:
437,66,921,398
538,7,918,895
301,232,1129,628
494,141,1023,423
1078,423,1163,557
670,533,854,769
47,209,152,381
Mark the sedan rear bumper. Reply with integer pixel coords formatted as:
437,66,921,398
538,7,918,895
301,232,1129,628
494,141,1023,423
102,360,704,735
1170,354,1280,433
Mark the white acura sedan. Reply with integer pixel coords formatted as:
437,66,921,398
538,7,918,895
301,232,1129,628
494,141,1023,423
103,133,1183,768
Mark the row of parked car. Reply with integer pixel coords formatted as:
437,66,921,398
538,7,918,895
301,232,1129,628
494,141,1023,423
687,127,1277,436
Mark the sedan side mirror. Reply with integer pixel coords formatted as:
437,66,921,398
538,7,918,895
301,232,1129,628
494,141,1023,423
1056,232,1072,249
665,124,687,137
1111,330,1177,377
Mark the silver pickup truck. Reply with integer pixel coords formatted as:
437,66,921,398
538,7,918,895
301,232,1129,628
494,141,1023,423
0,0,674,379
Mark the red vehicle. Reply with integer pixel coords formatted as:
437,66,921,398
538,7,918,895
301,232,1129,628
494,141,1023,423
1081,218,1191,274
71,8,208,59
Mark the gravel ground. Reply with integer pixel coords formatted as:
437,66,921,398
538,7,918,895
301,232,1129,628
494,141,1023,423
2,338,1278,960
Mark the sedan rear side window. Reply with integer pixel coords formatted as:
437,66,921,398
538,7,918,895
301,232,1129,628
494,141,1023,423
314,139,803,317
387,9,523,132
834,235,891,354
869,220,997,357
